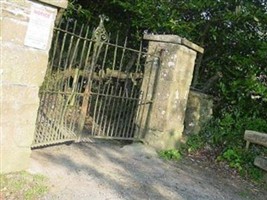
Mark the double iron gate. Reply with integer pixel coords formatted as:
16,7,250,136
32,17,159,148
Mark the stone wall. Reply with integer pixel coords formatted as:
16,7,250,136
136,35,204,150
184,90,213,136
0,0,67,173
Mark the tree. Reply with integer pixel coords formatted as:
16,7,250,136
67,0,267,119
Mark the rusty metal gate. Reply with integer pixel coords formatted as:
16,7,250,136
31,17,159,148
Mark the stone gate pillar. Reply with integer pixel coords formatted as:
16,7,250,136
137,35,204,150
1,0,67,173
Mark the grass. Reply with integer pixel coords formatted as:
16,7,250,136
0,171,48,200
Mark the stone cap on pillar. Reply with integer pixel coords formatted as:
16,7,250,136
143,34,204,54
37,0,68,9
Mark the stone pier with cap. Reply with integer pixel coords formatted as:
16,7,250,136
136,34,204,150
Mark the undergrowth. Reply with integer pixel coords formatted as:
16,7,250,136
182,114,267,183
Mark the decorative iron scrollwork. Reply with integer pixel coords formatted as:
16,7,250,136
93,15,109,44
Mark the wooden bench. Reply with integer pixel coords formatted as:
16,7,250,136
244,130,267,172
244,130,267,149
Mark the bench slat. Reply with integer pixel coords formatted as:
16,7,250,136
244,130,267,149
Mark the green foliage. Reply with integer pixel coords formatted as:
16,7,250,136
217,147,264,181
199,115,267,181
245,166,264,182
218,148,244,171
68,0,267,117
159,149,182,160
202,114,267,147
182,134,206,153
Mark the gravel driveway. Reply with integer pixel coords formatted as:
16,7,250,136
28,141,266,200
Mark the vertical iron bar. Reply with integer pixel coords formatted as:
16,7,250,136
55,29,67,90
60,20,77,93
68,24,84,70
104,86,114,136
115,37,128,88
108,36,128,137
77,26,90,93
93,34,110,136
47,28,60,84
134,41,143,76
77,26,103,137
135,90,145,139
127,89,140,138
98,83,111,136
110,87,123,137
114,91,125,137
95,85,107,136
69,94,79,133
55,93,65,141
86,91,94,135
56,21,69,70
76,30,95,139
84,28,95,71
47,93,59,141
66,24,84,92
91,84,101,136
111,33,119,71
60,24,84,135
122,82,136,138
43,92,50,142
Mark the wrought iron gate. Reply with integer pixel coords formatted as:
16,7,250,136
31,17,159,148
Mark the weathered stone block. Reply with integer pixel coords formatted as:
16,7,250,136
0,85,39,172
38,0,68,8
143,34,204,54
2,16,28,46
254,156,267,172
3,1,31,23
1,84,39,104
3,124,36,146
184,90,213,135
142,129,183,150
1,85,39,146
3,0,57,50
1,145,32,173
2,43,48,86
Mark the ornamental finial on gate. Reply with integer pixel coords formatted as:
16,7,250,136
93,15,109,44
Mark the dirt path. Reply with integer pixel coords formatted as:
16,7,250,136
28,141,266,200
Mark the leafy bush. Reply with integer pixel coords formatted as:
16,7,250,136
217,147,264,181
159,149,182,160
188,114,267,181
200,113,267,148
181,134,206,153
